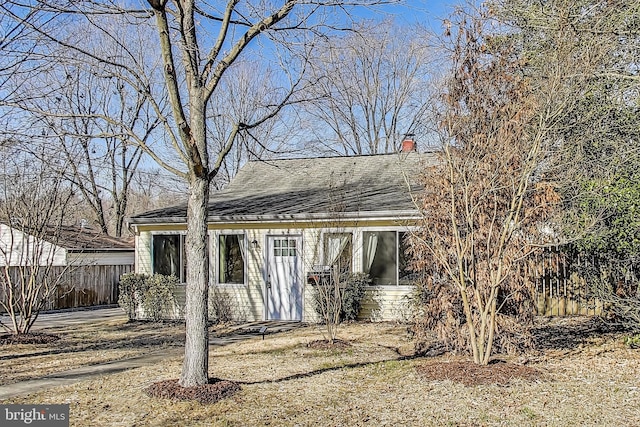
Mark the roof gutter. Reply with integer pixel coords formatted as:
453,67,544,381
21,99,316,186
128,209,422,226
66,248,135,253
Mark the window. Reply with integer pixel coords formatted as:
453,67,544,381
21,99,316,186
323,233,352,275
362,231,412,286
152,234,186,282
218,234,245,284
273,238,297,257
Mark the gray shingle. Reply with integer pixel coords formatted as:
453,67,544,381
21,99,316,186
130,152,436,224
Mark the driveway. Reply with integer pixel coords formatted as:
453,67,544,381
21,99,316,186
1,307,127,332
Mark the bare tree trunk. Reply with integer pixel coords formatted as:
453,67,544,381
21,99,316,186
180,90,211,387
181,173,210,386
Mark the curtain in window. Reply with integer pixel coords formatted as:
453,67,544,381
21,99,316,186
237,236,246,265
325,234,350,266
363,232,379,274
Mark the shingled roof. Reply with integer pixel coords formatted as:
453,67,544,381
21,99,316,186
1,223,134,251
130,152,436,224
54,226,134,251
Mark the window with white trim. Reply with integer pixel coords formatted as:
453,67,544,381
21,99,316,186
362,231,411,286
218,234,246,284
152,234,186,282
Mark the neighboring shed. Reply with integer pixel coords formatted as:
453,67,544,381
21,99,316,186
0,223,134,309
130,141,436,322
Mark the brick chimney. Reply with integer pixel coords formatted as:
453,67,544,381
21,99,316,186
401,135,417,152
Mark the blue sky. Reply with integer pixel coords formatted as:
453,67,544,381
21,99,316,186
364,0,460,30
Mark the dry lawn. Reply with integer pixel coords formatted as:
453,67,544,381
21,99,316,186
2,318,640,426
0,319,184,386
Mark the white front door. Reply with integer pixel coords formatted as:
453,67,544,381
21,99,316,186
266,236,303,321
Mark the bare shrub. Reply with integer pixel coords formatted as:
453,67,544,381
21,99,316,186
208,287,243,324
311,271,369,342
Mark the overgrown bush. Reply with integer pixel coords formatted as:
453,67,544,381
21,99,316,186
118,273,178,322
118,273,148,321
143,274,179,322
340,273,370,321
410,272,535,357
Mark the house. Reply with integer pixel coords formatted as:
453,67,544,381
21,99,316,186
129,140,437,322
0,223,134,309
0,223,134,267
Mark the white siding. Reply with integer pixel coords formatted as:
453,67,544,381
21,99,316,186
359,287,416,322
68,251,134,266
0,224,66,267
134,222,417,323
243,226,416,323
208,229,264,322
208,227,326,323
135,231,153,275
211,227,314,322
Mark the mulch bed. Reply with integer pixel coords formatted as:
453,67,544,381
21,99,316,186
416,360,544,386
306,339,352,350
0,333,60,345
145,378,241,404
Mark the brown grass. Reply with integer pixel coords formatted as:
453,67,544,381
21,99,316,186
0,319,184,386
2,318,640,426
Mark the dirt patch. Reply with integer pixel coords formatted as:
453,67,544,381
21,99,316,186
306,339,352,350
0,333,60,345
144,378,241,404
416,360,544,386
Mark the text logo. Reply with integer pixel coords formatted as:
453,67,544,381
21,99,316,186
1,405,69,426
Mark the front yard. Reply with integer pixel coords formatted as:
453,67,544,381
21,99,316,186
1,318,639,426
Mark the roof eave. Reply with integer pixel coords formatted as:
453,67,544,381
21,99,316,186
128,209,421,227
66,248,135,253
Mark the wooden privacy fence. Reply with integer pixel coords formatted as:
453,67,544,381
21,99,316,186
529,248,603,316
2,264,133,311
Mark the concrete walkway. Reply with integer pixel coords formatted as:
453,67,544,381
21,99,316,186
0,348,181,400
0,311,302,400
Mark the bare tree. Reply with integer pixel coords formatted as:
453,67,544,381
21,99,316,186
2,15,164,237
411,8,562,365
0,148,76,335
0,2,60,100
42,65,156,237
127,168,189,215
207,59,301,189
2,0,395,387
307,178,365,344
300,19,437,155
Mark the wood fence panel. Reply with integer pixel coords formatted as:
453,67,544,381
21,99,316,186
531,248,601,316
52,264,133,309
1,264,133,311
